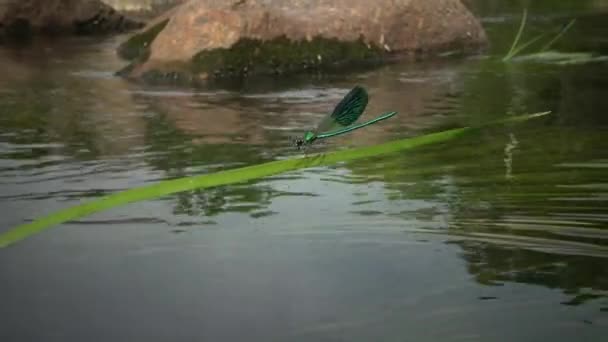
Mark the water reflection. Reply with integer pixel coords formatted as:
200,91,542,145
0,36,147,160
457,241,608,305
343,38,608,304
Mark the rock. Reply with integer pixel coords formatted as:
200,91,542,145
102,0,187,22
118,0,487,84
0,0,143,41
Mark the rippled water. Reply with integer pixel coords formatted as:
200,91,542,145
1,3,608,341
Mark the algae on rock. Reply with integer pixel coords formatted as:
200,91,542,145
190,35,388,79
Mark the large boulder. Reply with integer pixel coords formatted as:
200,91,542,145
0,0,143,41
117,0,487,84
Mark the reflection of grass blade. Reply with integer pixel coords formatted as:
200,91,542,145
0,112,551,248
540,18,577,52
503,8,528,61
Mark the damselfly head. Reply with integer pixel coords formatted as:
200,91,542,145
290,135,304,149
291,132,316,150
294,138,305,149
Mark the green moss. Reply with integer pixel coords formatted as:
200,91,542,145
190,35,387,79
117,19,169,61
118,34,390,85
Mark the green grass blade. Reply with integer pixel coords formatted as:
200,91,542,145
0,111,551,248
503,7,529,61
506,32,549,60
540,18,577,52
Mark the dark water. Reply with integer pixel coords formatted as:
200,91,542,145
1,2,608,341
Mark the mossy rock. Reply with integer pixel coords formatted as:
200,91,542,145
117,19,169,61
190,35,388,79
118,35,391,86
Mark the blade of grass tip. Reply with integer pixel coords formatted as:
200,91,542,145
540,18,577,52
503,7,528,61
